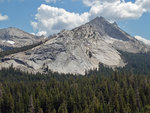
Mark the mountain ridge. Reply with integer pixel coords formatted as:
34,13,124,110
0,27,43,51
0,17,149,75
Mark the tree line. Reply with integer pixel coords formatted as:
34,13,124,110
0,67,149,113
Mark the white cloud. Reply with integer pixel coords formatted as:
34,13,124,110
31,21,37,30
86,0,145,20
31,4,89,35
45,0,61,3
31,0,150,36
30,33,36,35
30,31,47,36
0,13,8,21
45,0,56,3
136,0,150,12
36,31,47,36
82,0,150,20
83,0,120,6
135,35,150,45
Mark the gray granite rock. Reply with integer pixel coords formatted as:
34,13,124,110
0,17,149,75
0,27,42,51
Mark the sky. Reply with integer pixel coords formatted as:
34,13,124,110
0,0,150,40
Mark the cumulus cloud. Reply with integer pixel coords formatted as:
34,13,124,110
36,31,47,36
136,0,150,12
0,13,8,21
83,0,120,6
86,0,145,20
30,33,36,35
31,0,150,36
31,31,47,36
84,0,150,20
135,35,150,45
31,4,89,35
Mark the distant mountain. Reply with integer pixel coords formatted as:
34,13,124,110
0,17,149,75
0,27,43,51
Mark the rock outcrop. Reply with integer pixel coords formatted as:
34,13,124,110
0,17,149,75
0,27,42,51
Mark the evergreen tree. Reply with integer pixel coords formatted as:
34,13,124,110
27,95,34,113
58,102,68,113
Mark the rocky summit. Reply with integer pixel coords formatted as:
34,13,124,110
0,27,42,51
0,17,149,75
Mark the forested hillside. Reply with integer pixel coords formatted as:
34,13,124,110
119,51,150,75
0,67,149,113
0,41,43,58
0,43,150,113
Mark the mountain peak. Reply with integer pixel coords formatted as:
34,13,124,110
88,16,108,25
1,27,23,32
3,27,33,36
7,27,19,30
93,16,105,20
86,17,132,41
0,17,149,75
112,22,118,27
0,27,42,50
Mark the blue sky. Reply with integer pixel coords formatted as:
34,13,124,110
0,0,150,39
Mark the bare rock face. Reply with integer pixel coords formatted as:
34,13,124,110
87,17,149,53
0,17,149,75
0,27,42,51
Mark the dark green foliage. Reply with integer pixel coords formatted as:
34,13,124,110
1,38,150,113
0,41,43,58
119,51,150,75
0,67,149,113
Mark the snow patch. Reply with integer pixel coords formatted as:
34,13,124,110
1,40,15,45
7,40,15,45
103,36,123,44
